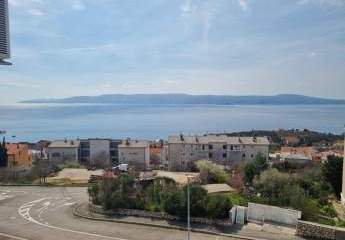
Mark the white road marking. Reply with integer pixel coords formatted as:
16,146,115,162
0,232,29,240
18,198,129,240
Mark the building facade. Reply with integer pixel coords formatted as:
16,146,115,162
118,139,150,171
80,138,121,167
6,143,32,170
168,134,269,171
47,140,80,164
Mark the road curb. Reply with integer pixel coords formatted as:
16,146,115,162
73,203,266,240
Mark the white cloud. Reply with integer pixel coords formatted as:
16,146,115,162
9,0,43,7
28,8,45,16
298,0,345,6
238,0,248,12
71,0,86,11
180,0,218,46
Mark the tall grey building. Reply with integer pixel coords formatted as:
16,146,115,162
0,0,11,65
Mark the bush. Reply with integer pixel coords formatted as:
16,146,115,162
227,192,247,206
89,174,232,220
206,194,232,219
244,154,268,183
322,155,343,198
56,161,84,172
196,160,228,184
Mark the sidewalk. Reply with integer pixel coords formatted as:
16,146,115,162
73,203,305,240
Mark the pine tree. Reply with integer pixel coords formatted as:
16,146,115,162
0,137,8,168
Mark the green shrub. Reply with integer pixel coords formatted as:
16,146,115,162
206,194,232,219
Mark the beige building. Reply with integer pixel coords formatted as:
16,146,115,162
168,134,269,171
6,143,32,171
47,140,80,164
118,139,150,170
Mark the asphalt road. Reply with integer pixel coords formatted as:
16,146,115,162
0,186,240,240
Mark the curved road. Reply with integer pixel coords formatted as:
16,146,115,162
0,187,239,240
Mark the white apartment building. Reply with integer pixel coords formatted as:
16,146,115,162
47,140,80,164
168,134,269,171
118,139,150,170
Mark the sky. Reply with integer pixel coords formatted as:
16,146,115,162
0,0,345,103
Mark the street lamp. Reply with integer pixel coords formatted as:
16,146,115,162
186,175,194,240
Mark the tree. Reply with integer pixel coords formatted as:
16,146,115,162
206,194,232,219
244,154,268,183
322,155,343,198
0,137,8,168
196,160,228,184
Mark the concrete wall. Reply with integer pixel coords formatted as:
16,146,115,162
89,139,110,166
89,204,231,227
297,220,345,240
247,203,301,226
119,147,150,170
47,147,78,164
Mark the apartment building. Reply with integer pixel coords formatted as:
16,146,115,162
150,140,169,169
47,140,80,164
168,134,269,171
118,139,150,170
80,138,121,167
6,143,32,170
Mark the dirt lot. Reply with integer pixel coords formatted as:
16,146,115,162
47,168,103,185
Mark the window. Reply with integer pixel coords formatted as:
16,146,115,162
242,153,246,158
251,154,254,158
52,152,61,158
223,145,227,149
202,145,205,150
209,144,213,150
223,153,227,158
230,145,233,150
209,152,213,158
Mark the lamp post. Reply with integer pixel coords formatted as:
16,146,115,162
186,175,193,240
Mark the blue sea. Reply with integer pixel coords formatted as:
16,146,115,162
0,104,344,142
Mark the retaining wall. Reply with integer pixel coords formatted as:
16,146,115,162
89,204,231,227
297,220,345,240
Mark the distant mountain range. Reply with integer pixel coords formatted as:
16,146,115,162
21,94,345,105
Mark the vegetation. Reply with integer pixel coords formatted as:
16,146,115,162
251,167,336,223
322,155,343,198
88,175,233,220
0,137,8,168
196,160,228,184
244,154,268,183
55,161,85,172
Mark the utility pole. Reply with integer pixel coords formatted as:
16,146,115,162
341,126,345,206
186,175,193,240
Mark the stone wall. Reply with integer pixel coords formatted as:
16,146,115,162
296,220,345,240
89,204,231,227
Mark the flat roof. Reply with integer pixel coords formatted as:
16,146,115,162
48,140,80,148
119,140,150,148
202,183,235,194
168,135,269,145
